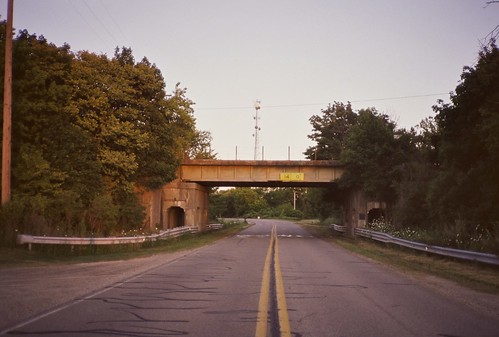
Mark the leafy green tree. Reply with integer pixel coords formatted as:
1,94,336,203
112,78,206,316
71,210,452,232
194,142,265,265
209,188,268,218
209,189,236,218
1,24,199,240
68,48,196,192
68,51,147,192
304,103,401,221
114,189,145,232
136,82,196,189
86,194,118,236
115,49,197,189
392,119,438,228
301,187,343,221
262,188,311,219
0,27,103,239
229,188,267,217
187,130,217,159
208,189,228,219
264,188,293,209
4,29,102,203
430,42,499,228
340,109,402,203
304,102,357,160
209,187,330,220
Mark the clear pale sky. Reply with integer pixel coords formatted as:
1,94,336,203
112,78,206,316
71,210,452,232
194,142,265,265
2,0,498,160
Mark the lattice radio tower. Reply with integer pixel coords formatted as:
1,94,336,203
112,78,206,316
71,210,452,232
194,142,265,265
253,100,261,160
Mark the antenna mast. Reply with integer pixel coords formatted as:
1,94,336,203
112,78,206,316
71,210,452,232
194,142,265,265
253,100,261,160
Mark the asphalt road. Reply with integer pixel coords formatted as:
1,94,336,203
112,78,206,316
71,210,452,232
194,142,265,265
2,219,498,337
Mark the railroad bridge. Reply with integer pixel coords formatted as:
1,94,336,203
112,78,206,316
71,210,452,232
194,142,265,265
139,159,381,235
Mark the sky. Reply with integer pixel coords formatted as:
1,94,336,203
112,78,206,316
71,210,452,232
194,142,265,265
2,0,498,160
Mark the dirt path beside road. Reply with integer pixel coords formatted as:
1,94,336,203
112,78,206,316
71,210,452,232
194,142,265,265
0,250,191,333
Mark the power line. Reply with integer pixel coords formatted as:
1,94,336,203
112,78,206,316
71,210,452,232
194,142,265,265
66,0,108,45
82,0,120,46
196,92,450,111
349,92,450,103
98,0,130,46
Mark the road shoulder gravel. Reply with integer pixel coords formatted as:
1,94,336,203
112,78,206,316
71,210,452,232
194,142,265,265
0,250,192,333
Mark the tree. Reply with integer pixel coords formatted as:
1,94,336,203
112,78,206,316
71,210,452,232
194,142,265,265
122,54,196,189
68,48,197,192
304,103,400,221
430,42,499,228
227,188,267,217
137,82,196,189
209,188,265,218
187,130,217,159
0,28,103,238
3,30,102,203
1,25,200,240
304,102,357,160
339,109,401,203
392,119,438,228
209,186,342,220
68,50,148,192
299,187,343,221
264,188,293,209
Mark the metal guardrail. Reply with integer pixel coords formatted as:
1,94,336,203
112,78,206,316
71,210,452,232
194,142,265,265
330,224,499,266
17,226,200,251
207,223,224,230
330,224,347,233
17,223,227,250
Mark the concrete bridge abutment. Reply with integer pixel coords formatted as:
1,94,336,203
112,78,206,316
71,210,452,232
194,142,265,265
138,180,209,232
343,188,387,237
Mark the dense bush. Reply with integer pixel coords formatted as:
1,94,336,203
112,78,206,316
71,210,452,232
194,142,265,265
305,42,499,253
367,218,499,254
0,23,200,244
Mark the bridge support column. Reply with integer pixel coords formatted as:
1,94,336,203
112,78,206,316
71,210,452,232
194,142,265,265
138,180,209,232
344,189,388,237
136,186,162,231
161,180,209,231
344,188,368,237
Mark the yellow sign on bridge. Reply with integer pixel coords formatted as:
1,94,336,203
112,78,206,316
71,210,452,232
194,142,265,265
279,172,304,181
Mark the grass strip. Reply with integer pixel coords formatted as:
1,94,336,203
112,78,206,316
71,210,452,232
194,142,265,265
0,222,248,268
299,221,499,295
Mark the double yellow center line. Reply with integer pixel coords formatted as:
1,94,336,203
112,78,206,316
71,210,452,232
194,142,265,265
255,224,291,337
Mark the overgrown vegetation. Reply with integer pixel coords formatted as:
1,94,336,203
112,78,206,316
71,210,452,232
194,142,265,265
300,220,499,294
302,41,499,253
208,187,342,221
0,23,214,246
0,221,247,267
214,41,499,254
367,218,499,255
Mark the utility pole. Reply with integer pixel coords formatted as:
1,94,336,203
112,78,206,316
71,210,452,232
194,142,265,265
2,0,14,205
253,100,261,160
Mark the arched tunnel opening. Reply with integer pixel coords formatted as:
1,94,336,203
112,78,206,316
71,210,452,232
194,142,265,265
167,206,185,228
367,208,385,225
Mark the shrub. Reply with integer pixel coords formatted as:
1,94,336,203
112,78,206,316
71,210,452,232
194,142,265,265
86,194,118,236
